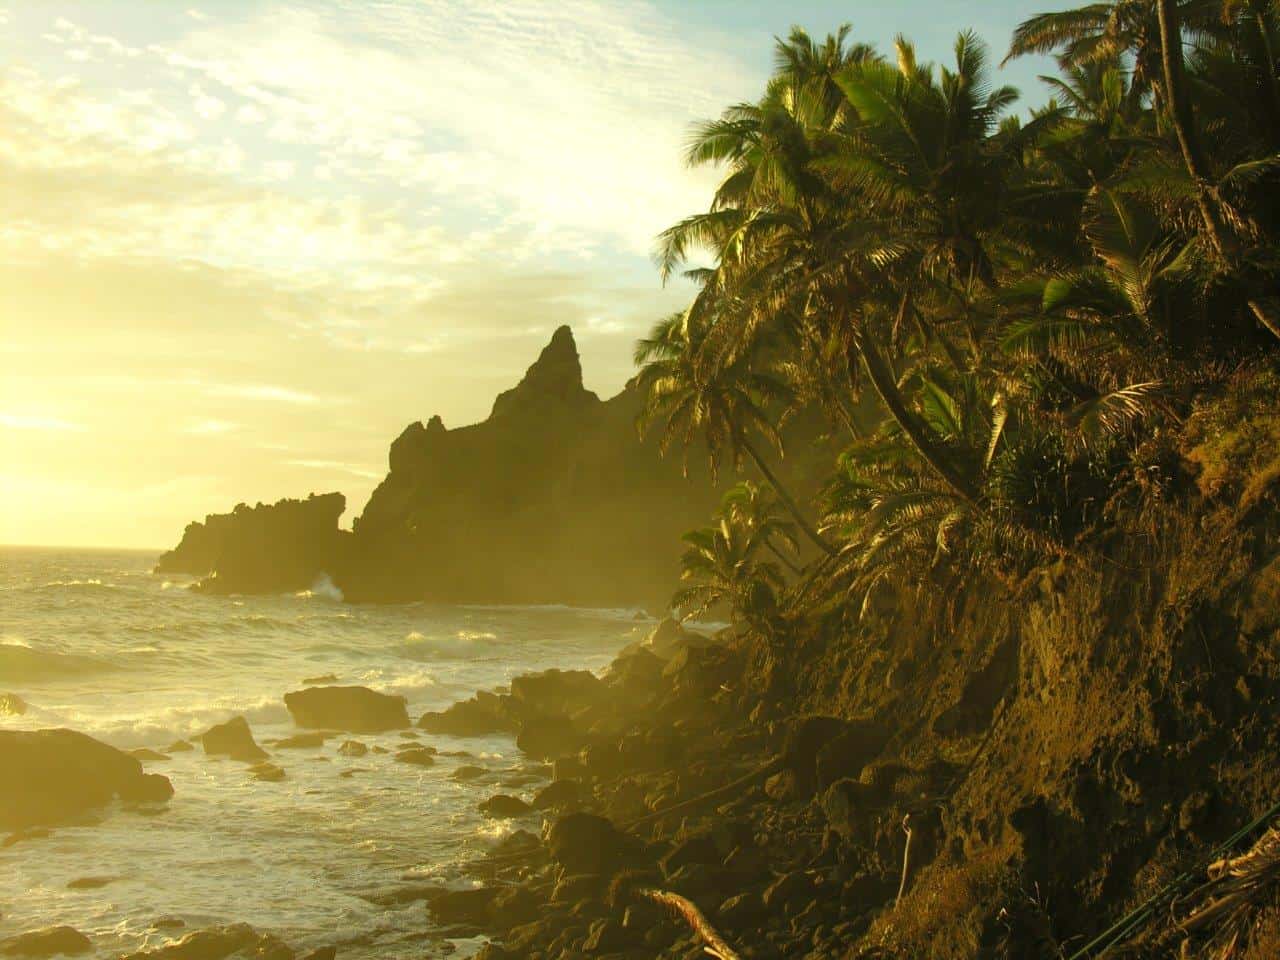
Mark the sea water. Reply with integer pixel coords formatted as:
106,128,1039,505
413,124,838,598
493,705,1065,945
0,546,648,958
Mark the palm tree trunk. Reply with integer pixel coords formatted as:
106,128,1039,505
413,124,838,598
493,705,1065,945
1156,0,1280,341
854,333,981,505
737,435,836,556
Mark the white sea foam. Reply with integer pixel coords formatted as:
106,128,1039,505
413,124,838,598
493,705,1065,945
295,572,343,602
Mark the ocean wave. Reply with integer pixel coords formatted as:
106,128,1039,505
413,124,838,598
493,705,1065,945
0,643,114,682
294,572,344,602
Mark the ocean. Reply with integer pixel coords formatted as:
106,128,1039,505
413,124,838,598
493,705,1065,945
0,546,650,958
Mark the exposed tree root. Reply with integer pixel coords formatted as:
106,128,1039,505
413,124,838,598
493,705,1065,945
636,886,744,960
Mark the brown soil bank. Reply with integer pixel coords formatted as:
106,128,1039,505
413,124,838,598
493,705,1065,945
447,398,1280,959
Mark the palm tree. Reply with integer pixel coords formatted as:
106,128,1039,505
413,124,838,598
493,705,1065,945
719,481,803,573
1155,0,1280,339
634,311,837,556
671,517,786,628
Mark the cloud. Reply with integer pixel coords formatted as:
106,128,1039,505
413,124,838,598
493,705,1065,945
285,459,382,480
0,413,86,431
208,384,331,406
183,418,238,434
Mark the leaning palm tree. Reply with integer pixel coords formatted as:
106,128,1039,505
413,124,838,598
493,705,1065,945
634,311,837,556
671,515,785,629
719,481,803,573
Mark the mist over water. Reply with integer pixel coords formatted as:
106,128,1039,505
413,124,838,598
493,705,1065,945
0,546,648,958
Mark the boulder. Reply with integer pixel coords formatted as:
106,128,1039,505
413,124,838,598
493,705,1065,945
165,739,195,753
198,716,268,763
547,813,643,875
643,617,700,660
782,715,849,793
428,888,500,926
417,695,514,737
516,714,584,760
250,762,286,783
479,794,532,818
274,732,327,749
336,740,367,758
283,686,408,733
130,748,170,763
0,729,174,830
0,693,27,716
394,747,436,767
821,779,878,841
0,927,91,957
509,669,605,714
532,779,580,810
813,719,893,791
119,923,293,960
659,834,721,877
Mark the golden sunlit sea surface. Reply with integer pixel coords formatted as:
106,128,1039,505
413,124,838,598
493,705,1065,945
0,546,647,958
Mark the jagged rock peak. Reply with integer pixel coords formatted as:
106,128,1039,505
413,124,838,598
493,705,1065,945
426,415,446,434
490,325,599,419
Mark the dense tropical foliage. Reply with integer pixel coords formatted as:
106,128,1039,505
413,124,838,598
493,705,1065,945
637,2,1280,620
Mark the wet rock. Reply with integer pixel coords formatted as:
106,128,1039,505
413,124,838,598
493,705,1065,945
813,720,892,791
547,813,643,875
479,794,532,818
532,779,580,810
582,918,628,954
516,714,584,760
300,949,335,960
429,888,500,926
493,829,542,859
781,716,847,793
363,884,447,907
719,892,764,928
130,748,170,763
2,827,51,847
67,876,114,889
251,762,286,783
150,918,185,932
336,740,367,758
199,716,268,763
660,835,721,877
762,871,811,912
275,733,327,750
0,728,174,830
283,686,409,733
643,618,701,660
0,926,91,957
489,886,543,929
552,756,587,781
119,923,293,960
165,740,195,753
394,747,436,767
550,873,610,905
511,669,606,712
417,694,514,738
450,765,488,781
821,779,878,841
0,693,27,716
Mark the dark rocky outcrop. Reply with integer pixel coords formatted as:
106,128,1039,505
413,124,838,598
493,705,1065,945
159,327,832,606
119,924,292,960
0,729,174,830
283,686,408,733
155,493,347,596
198,716,268,763
0,926,92,957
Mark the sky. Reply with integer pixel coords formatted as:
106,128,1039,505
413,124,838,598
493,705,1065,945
0,0,1063,549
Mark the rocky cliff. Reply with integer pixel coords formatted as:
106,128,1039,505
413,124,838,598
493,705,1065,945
158,326,819,606
333,325,729,606
155,492,347,595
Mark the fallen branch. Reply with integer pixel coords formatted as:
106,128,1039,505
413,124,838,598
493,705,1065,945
638,886,743,960
896,813,913,907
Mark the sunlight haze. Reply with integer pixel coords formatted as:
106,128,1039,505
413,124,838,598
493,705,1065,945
0,0,1054,548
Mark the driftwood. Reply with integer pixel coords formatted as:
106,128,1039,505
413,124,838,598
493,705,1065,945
1173,823,1280,956
638,886,744,960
